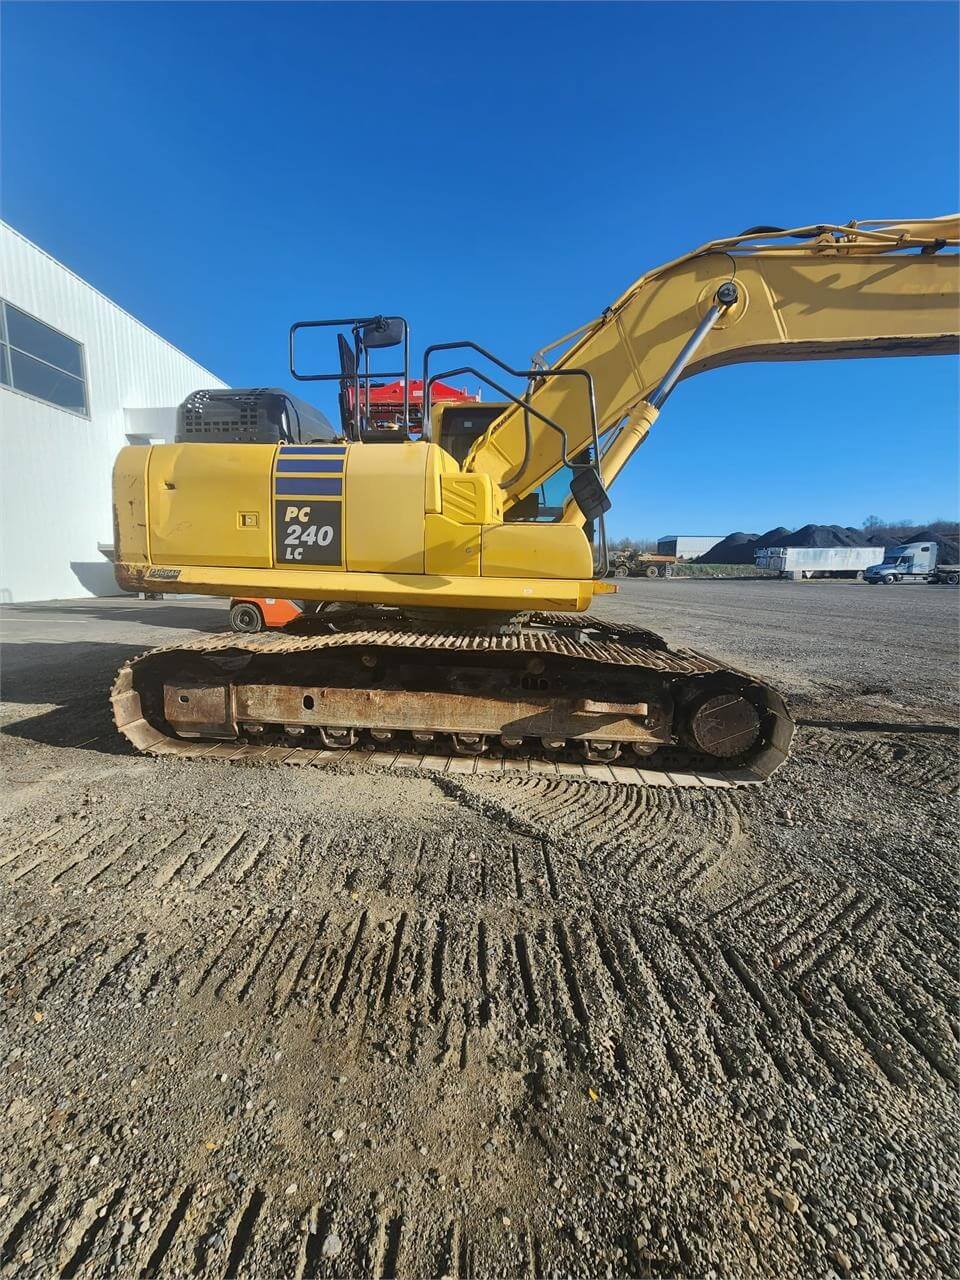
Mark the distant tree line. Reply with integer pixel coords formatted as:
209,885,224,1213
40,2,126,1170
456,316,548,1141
609,519,959,551
861,516,959,543
607,536,658,554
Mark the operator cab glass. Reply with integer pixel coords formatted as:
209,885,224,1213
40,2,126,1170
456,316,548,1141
536,467,574,520
435,404,503,466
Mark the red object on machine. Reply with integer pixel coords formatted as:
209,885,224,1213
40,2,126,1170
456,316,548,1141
368,378,471,405
347,378,475,432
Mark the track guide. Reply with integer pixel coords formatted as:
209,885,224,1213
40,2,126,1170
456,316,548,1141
111,615,794,786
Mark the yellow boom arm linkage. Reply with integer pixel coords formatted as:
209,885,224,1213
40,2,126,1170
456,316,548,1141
462,217,960,522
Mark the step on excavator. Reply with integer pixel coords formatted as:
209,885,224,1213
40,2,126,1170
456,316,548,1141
111,217,959,785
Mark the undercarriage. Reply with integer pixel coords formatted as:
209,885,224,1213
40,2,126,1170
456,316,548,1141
111,613,794,786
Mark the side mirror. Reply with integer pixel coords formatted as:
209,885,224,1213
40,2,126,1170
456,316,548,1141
361,317,404,349
569,467,611,523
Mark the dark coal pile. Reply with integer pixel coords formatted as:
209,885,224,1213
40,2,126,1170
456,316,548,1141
698,523,960,565
879,527,960,564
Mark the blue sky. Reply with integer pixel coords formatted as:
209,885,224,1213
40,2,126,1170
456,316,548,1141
3,1,957,540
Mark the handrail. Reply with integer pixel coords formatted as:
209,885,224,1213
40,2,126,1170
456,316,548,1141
422,342,608,577
289,316,410,439
422,340,602,489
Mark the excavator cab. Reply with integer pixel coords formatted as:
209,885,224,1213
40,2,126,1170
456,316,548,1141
431,401,504,466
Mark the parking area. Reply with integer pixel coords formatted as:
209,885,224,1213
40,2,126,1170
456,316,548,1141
2,579,956,754
0,583,957,1278
597,576,959,722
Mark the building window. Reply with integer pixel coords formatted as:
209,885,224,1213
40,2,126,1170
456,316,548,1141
0,300,88,415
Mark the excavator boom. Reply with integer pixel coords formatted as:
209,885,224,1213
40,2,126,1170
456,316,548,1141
462,217,959,508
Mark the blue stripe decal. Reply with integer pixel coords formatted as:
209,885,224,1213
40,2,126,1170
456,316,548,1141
274,478,343,497
279,445,348,455
276,457,344,474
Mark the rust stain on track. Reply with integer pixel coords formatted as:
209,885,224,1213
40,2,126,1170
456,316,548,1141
109,615,795,786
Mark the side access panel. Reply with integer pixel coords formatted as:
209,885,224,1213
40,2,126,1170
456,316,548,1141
148,443,274,568
344,442,428,574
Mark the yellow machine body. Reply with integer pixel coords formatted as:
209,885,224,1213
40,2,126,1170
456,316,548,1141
109,217,959,780
114,216,959,615
113,439,600,611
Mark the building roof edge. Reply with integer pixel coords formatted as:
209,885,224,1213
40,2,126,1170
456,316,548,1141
1,220,227,387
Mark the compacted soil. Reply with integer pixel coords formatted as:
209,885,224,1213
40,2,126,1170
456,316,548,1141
0,583,956,1279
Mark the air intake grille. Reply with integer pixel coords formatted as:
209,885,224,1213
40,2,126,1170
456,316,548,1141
178,389,273,442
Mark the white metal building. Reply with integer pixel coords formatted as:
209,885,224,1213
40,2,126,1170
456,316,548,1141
0,222,227,602
657,534,726,560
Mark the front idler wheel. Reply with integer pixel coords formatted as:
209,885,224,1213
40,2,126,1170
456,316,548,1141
680,687,761,760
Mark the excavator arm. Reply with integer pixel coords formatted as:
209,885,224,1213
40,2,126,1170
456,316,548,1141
462,217,960,517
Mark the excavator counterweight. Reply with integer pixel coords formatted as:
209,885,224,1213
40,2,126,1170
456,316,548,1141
111,217,960,784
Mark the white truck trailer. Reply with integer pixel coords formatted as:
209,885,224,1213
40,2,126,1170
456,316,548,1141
754,546,883,580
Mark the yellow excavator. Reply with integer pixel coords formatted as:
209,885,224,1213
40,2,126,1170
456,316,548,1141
111,217,959,783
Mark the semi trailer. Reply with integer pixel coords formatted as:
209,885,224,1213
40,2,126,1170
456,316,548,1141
929,563,960,585
754,546,884,579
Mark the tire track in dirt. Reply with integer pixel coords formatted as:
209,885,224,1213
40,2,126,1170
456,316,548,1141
796,730,959,794
2,795,955,1099
1,731,958,1279
0,1164,559,1280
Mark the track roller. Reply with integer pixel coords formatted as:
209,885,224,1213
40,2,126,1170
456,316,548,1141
110,614,796,783
580,740,621,763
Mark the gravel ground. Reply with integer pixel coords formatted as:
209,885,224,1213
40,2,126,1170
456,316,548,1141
597,577,959,724
0,583,957,1279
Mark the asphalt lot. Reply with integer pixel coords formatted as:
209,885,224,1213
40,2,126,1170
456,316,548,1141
597,576,959,723
0,583,957,1279
2,577,956,745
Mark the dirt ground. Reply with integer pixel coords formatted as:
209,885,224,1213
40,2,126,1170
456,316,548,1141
0,580,957,1279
